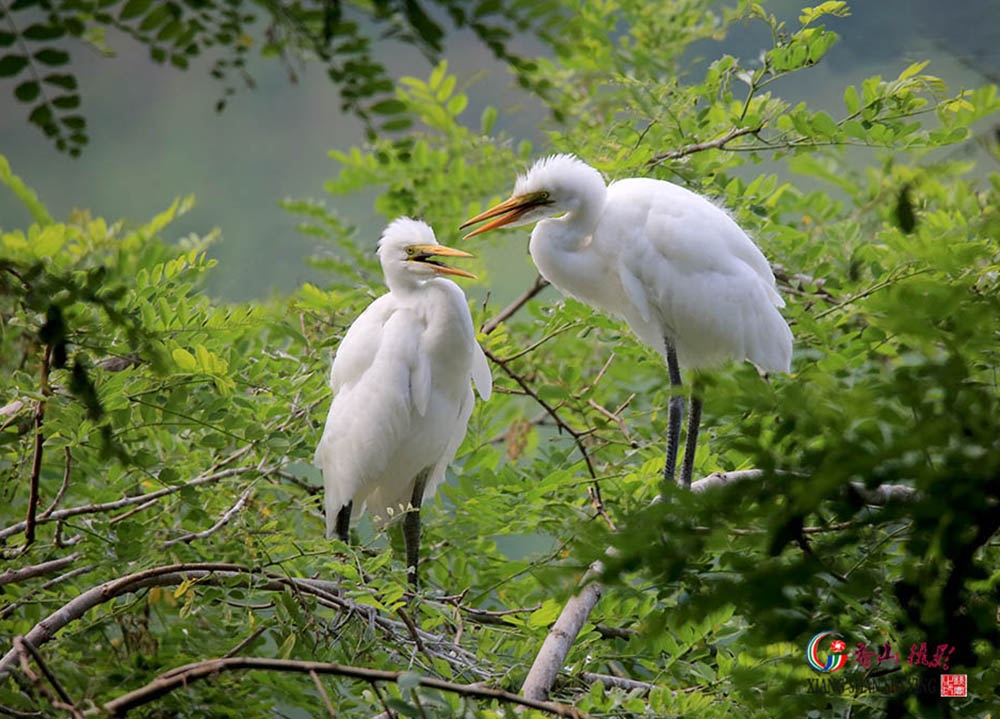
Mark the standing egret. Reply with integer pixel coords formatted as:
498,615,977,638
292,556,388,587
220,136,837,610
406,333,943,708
314,218,492,588
460,154,791,488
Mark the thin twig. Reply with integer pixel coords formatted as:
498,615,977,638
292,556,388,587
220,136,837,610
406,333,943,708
0,565,97,621
95,657,587,718
369,681,397,719
0,464,260,541
648,125,764,167
38,448,70,521
161,483,255,548
481,275,550,335
14,637,81,717
310,669,337,718
483,348,596,479
580,672,661,693
0,554,82,587
221,626,269,659
497,322,579,362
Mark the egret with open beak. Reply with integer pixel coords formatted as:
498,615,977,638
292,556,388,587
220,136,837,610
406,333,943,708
461,154,791,489
314,218,492,589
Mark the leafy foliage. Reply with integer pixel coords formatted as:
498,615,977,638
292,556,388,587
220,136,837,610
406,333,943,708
2,1,1000,718
0,0,562,154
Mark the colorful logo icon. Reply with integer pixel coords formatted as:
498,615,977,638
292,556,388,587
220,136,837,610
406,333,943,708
807,631,848,673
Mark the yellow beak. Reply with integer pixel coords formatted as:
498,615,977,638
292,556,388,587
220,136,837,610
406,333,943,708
407,244,477,279
460,192,550,239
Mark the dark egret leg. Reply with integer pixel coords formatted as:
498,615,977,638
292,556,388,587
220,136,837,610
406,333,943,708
680,395,703,489
662,338,684,487
335,501,352,543
403,469,430,590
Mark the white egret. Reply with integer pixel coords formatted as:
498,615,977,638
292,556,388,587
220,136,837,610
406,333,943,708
460,154,791,487
314,218,492,587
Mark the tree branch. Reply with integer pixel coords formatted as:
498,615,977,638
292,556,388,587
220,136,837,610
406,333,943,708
14,636,82,718
483,348,597,479
648,125,764,167
161,483,255,547
0,462,258,541
37,448,70,521
481,274,549,335
579,672,660,693
0,553,82,587
96,657,588,718
521,562,603,701
0,564,488,684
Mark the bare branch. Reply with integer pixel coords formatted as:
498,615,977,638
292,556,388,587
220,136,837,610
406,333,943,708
0,565,97,621
38,448,71,522
161,483,255,548
0,564,488,684
309,669,337,718
0,554,82,587
579,672,660,693
481,274,549,335
221,626,269,659
521,562,603,702
96,657,588,718
14,637,82,718
0,463,259,541
648,125,763,167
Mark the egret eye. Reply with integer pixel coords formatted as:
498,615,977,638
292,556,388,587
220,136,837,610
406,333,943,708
540,191,550,200
405,247,417,256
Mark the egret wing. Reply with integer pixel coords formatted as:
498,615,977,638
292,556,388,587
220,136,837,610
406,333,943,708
314,306,426,537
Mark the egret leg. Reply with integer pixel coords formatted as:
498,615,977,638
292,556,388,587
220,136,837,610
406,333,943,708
662,338,684,487
335,501,352,543
403,469,430,590
680,395,703,489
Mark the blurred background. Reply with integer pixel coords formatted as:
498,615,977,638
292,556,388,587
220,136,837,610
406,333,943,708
1,0,998,300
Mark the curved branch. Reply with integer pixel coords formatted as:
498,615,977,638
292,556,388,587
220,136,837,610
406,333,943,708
0,563,487,684
96,657,588,718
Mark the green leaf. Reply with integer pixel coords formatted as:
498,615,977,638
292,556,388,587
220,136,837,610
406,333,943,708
370,99,407,115
120,0,152,21
0,54,29,77
43,73,77,90
843,85,860,114
23,24,65,41
172,347,197,370
480,105,497,135
15,81,39,101
446,93,467,116
33,48,69,66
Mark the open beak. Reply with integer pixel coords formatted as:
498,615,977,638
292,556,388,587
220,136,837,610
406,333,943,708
460,192,551,239
408,244,477,279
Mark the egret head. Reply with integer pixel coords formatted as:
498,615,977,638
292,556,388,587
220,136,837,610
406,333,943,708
378,218,477,283
460,154,606,238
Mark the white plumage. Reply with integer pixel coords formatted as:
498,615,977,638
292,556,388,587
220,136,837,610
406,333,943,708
461,154,791,485
313,218,491,583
